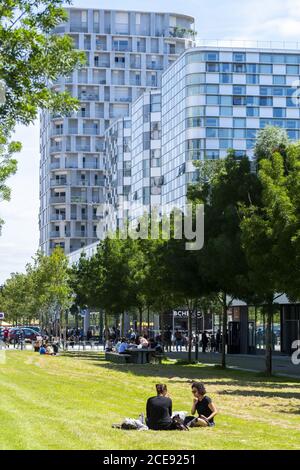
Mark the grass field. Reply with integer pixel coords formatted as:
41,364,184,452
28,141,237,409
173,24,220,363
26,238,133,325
0,350,300,450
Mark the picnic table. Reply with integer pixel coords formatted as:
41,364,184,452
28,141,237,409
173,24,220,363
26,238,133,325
126,348,157,364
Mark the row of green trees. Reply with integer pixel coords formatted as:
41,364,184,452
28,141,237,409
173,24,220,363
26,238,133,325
2,126,300,375
0,249,73,335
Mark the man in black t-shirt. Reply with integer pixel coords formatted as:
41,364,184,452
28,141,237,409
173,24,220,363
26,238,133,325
146,384,173,430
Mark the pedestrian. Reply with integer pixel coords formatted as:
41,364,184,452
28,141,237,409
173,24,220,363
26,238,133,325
202,331,209,353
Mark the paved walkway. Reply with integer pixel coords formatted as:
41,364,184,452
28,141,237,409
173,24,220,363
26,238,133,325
166,351,300,378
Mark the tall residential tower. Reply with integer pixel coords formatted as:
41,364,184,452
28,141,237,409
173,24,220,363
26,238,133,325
39,8,195,254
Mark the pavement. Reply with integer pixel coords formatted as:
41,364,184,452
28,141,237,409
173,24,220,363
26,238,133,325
166,351,300,379
3,343,300,379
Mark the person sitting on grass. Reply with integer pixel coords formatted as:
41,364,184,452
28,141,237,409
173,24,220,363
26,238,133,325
146,384,173,431
39,344,47,355
185,382,217,428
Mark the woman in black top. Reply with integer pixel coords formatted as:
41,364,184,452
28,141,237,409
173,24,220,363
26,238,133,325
190,382,217,427
146,384,173,430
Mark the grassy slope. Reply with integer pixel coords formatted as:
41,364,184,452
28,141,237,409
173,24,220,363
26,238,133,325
0,350,300,450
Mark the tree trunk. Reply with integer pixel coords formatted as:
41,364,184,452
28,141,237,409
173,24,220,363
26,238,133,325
104,311,109,341
147,307,150,335
195,312,199,362
265,302,273,376
188,309,192,363
99,309,103,344
139,309,143,335
221,293,227,369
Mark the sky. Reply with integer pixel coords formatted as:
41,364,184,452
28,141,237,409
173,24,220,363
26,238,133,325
1,0,300,283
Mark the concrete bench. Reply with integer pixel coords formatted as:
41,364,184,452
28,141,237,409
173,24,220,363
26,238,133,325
105,352,132,364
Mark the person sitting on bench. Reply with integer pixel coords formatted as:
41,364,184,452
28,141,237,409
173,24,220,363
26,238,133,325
118,338,129,354
146,384,173,431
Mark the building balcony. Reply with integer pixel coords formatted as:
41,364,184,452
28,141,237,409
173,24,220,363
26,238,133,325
169,26,196,39
83,162,99,169
50,214,66,221
50,179,68,187
50,231,63,238
146,63,163,70
114,96,131,102
70,22,88,33
76,145,91,152
79,93,99,101
50,196,66,204
50,145,63,153
50,162,60,169
73,230,87,238
83,127,99,135
71,196,87,203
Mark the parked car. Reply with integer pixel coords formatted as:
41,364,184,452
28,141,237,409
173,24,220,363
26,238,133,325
9,327,41,343
23,326,41,334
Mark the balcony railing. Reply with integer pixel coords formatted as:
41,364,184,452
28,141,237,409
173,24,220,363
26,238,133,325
50,196,66,204
73,230,87,237
50,179,68,187
50,162,60,169
50,214,66,221
50,231,63,238
83,162,98,169
114,96,131,102
70,22,88,33
79,94,99,101
76,145,91,152
83,127,98,135
71,196,87,203
50,146,62,153
146,63,163,70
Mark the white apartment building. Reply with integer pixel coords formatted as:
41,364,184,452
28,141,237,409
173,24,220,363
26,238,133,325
39,8,195,254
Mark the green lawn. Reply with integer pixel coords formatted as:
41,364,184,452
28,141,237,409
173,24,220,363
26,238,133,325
0,350,300,450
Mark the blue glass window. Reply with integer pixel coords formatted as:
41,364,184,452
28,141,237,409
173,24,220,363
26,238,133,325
206,84,219,94
273,108,286,118
272,55,285,64
233,96,246,105
220,95,232,105
260,54,272,63
247,107,259,117
207,128,218,138
247,75,259,84
205,150,219,160
260,64,273,73
220,74,232,84
219,128,232,138
260,86,272,96
233,52,246,62
205,52,219,61
220,106,232,116
186,52,204,64
287,130,299,139
233,129,246,138
207,95,219,105
221,63,231,73
260,97,273,106
246,139,255,149
273,75,286,85
206,63,219,72
246,129,257,139
233,85,246,95
273,87,285,96
206,117,219,126
220,139,232,149
286,120,298,129
246,96,259,106
246,64,258,73
287,97,297,107
233,63,246,73
287,65,299,74
233,118,246,127
285,55,300,64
